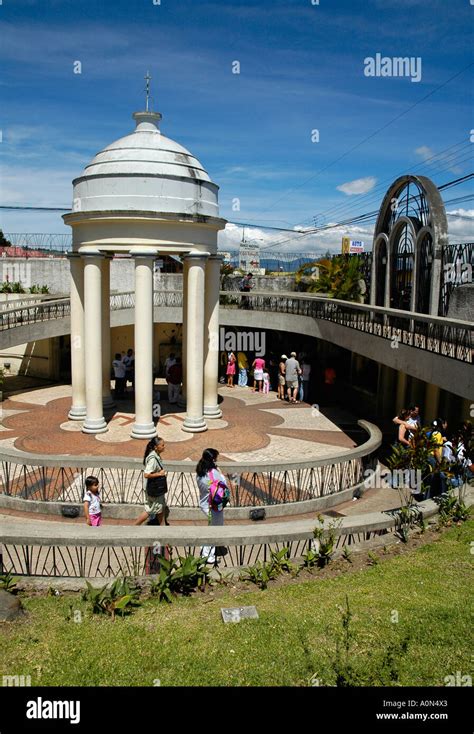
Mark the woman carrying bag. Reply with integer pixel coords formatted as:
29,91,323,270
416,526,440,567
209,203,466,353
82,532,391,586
196,448,230,565
135,436,169,526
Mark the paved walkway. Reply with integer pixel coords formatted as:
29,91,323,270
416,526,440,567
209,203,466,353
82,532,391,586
0,383,356,462
0,481,403,527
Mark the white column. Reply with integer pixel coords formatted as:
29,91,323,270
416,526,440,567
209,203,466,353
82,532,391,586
177,257,189,408
203,255,222,418
101,255,115,410
82,253,108,434
131,253,157,440
182,253,208,433
68,253,86,420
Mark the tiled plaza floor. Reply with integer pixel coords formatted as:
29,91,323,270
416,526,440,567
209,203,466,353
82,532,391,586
0,383,356,462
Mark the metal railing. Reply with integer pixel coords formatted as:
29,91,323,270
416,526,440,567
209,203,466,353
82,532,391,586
220,291,473,363
0,420,380,508
1,289,472,363
0,298,71,331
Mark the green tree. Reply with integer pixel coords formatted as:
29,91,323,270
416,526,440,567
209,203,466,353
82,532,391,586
0,230,11,248
295,255,362,301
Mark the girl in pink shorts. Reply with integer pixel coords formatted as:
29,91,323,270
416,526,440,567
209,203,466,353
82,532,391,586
83,475,102,526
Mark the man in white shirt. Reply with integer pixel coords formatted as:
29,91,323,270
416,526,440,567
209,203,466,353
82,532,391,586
112,353,126,398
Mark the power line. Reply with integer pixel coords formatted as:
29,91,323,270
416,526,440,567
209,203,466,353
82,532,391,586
259,60,474,215
258,176,474,251
296,142,473,229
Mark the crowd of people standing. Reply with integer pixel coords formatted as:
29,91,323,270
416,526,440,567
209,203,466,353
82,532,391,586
392,404,473,497
226,350,311,403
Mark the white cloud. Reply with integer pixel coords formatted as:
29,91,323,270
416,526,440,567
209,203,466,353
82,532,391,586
445,209,474,242
337,177,377,196
218,221,374,254
414,146,463,175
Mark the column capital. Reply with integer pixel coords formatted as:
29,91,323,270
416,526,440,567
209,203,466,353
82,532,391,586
183,251,210,262
67,252,82,261
133,251,157,261
80,250,105,260
209,254,224,263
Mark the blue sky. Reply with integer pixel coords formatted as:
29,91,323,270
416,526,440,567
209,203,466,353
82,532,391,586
0,0,472,250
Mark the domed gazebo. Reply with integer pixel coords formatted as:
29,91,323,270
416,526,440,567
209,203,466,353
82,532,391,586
63,101,227,438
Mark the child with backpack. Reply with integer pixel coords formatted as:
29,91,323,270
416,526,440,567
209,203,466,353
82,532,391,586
195,448,230,565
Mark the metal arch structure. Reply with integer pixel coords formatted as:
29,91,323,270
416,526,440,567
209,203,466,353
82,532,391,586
370,175,448,315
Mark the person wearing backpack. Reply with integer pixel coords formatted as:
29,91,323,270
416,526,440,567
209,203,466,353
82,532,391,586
196,448,230,565
135,436,169,526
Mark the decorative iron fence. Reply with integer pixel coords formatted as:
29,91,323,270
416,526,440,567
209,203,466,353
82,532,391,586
220,291,473,363
0,298,71,331
0,530,394,578
1,290,472,363
0,451,373,508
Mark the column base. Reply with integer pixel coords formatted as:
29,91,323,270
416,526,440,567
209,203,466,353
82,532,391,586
130,422,157,440
68,405,87,421
203,404,222,419
82,417,108,434
182,415,208,433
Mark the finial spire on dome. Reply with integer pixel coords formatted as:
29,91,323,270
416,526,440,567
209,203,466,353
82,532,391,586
145,70,151,112
133,71,162,131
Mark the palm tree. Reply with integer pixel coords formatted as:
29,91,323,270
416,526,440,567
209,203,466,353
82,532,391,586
295,255,362,301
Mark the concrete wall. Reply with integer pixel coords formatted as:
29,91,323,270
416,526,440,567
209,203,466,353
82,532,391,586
0,258,183,296
1,258,298,295
447,283,474,322
0,336,60,379
223,274,296,292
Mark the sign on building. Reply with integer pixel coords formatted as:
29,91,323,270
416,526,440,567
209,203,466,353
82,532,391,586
239,244,261,273
342,237,365,254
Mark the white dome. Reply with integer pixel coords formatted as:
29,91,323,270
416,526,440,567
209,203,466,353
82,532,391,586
72,111,220,218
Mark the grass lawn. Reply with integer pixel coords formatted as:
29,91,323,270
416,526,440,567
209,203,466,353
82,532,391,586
1,521,472,687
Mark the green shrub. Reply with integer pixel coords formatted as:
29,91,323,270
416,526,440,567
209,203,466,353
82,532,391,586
0,281,25,294
149,554,212,602
240,561,278,590
312,514,340,567
150,556,177,603
269,547,296,575
0,571,20,594
301,548,319,569
171,555,212,596
295,255,362,302
82,577,141,620
367,551,379,566
435,491,471,526
342,546,353,563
